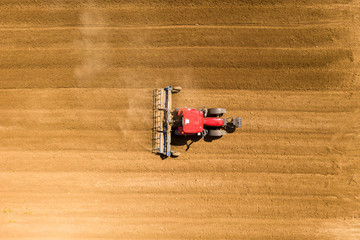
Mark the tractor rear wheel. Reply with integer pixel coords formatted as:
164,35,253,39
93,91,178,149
208,129,226,137
172,86,182,93
208,108,226,115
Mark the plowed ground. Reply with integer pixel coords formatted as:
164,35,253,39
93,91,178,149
0,0,360,239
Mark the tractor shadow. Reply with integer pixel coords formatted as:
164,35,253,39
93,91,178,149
170,131,224,152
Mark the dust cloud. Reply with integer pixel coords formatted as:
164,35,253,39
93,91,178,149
74,3,108,88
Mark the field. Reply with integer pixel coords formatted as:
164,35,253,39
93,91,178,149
0,0,360,239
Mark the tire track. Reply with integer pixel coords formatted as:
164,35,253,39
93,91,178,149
0,48,354,69
0,6,357,27
0,68,357,90
0,0,356,8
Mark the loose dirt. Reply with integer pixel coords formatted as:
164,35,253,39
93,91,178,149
0,0,359,239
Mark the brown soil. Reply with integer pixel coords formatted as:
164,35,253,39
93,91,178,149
0,0,359,239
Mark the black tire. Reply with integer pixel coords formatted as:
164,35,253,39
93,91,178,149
171,151,181,157
208,129,226,137
172,86,182,93
208,108,226,115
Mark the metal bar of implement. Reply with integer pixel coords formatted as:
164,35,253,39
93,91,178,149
152,86,173,156
164,86,172,156
152,88,163,154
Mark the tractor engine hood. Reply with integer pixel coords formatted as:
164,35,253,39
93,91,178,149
203,117,225,127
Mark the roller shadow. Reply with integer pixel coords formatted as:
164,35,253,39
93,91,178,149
170,130,224,151
170,132,202,151
203,135,222,142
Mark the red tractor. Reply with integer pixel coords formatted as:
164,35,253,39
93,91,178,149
152,86,241,157
174,107,241,137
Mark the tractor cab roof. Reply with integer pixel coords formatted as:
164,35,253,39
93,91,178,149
178,108,203,134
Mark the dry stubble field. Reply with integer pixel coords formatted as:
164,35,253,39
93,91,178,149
0,0,360,239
